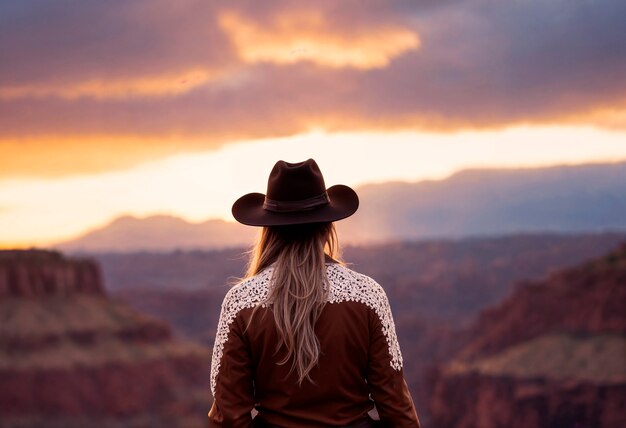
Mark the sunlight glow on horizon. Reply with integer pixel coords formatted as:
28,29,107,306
1,124,626,248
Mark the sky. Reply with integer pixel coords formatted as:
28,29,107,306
1,0,626,248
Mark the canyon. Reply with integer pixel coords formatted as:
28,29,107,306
0,249,212,428
2,232,625,427
101,232,626,425
429,242,626,428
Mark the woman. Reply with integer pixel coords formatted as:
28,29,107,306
208,159,421,427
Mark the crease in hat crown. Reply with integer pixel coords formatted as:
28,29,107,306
231,158,359,227
263,159,330,211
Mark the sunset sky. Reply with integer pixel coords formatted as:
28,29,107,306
1,0,625,248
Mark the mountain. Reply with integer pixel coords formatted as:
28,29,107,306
343,161,626,243
0,249,212,428
429,242,626,428
50,161,626,253
52,214,256,253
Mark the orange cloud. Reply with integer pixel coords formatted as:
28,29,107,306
0,67,227,100
218,10,420,69
574,107,626,130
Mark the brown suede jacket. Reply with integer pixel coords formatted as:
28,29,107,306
208,262,421,428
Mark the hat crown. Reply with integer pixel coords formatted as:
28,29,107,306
266,159,327,202
231,157,358,226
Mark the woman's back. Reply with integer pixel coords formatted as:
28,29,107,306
209,262,419,427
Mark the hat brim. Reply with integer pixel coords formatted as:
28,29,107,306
232,184,359,226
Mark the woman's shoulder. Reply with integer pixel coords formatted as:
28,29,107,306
221,266,275,310
325,263,390,307
327,263,403,369
221,263,390,311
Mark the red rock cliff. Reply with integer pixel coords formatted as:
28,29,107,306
0,249,103,297
0,249,211,428
429,242,626,428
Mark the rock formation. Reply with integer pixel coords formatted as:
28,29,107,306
0,249,212,428
0,249,102,297
429,242,626,428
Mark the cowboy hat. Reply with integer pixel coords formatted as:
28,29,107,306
232,159,359,226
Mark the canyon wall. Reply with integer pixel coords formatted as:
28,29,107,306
429,243,626,428
0,249,212,428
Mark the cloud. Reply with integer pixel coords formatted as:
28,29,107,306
0,0,625,179
218,9,419,69
0,0,236,99
0,67,229,100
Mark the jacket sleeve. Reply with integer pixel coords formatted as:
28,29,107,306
366,285,421,428
208,288,255,428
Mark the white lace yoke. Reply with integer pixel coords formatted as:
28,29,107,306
209,263,403,396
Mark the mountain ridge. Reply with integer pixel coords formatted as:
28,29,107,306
49,161,626,253
52,213,256,253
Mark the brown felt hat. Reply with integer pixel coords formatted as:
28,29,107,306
232,159,359,226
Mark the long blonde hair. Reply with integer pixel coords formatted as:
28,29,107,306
245,222,341,385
